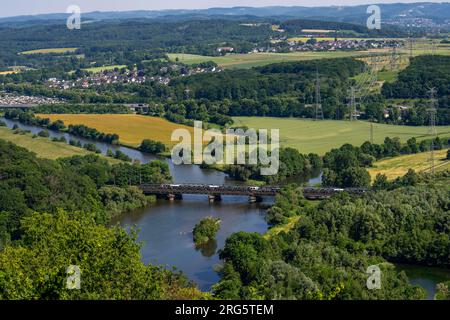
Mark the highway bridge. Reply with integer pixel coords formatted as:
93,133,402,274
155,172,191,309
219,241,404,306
0,104,37,109
139,184,368,202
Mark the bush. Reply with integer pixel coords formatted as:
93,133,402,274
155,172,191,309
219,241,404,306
193,217,221,246
37,130,50,138
139,139,166,154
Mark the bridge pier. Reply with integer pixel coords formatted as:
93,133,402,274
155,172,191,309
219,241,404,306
208,194,222,203
167,194,182,201
248,195,263,203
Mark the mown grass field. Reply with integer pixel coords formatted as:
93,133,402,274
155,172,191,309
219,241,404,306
19,47,78,55
0,126,118,162
82,65,127,73
38,114,196,148
368,149,450,180
168,50,386,69
232,117,450,155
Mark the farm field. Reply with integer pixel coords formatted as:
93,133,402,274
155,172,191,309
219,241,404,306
38,114,196,148
232,117,450,155
0,126,117,162
19,47,78,55
368,149,450,180
168,50,386,69
82,65,127,73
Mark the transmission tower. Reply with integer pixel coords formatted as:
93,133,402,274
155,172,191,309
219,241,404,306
390,46,399,70
314,70,324,120
348,86,357,121
430,40,437,55
427,88,438,174
408,27,414,59
370,120,374,144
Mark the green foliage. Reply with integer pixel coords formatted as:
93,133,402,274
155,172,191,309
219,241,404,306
139,139,166,154
0,211,203,300
99,186,155,218
37,130,50,138
193,217,221,246
0,140,171,245
215,180,449,300
435,281,450,300
266,185,308,226
225,147,321,183
382,55,450,125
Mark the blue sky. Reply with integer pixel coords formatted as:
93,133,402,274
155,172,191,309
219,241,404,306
0,1,427,17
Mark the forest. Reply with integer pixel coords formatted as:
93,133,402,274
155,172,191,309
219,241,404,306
0,139,212,299
0,17,409,70
382,55,450,125
214,177,449,300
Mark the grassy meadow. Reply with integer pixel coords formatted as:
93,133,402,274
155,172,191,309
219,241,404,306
82,65,127,73
38,114,197,148
232,117,450,155
0,126,118,162
368,149,450,180
168,50,386,69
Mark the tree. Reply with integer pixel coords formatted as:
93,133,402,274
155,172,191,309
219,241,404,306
193,217,221,246
373,173,389,190
37,130,50,138
340,167,371,188
0,211,204,300
139,139,166,154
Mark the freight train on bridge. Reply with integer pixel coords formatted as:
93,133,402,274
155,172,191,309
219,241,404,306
139,184,368,203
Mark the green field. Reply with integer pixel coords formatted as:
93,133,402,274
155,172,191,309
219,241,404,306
0,126,118,162
232,117,450,155
19,47,78,55
82,65,127,73
369,149,450,180
168,51,385,69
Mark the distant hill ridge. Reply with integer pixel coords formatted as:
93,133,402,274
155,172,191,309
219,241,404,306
1,2,449,24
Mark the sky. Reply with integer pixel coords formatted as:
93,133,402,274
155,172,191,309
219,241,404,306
0,0,433,18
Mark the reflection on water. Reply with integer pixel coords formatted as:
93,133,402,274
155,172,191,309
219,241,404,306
113,197,271,290
196,239,218,258
396,264,450,300
2,117,321,291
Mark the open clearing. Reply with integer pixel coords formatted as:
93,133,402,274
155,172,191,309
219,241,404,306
168,50,387,69
81,65,127,73
38,114,196,148
369,149,450,180
232,117,450,155
19,48,78,55
0,126,117,162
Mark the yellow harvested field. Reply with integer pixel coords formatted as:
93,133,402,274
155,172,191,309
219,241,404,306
38,114,196,147
0,126,118,162
369,149,450,180
301,29,334,33
0,70,15,75
19,48,78,55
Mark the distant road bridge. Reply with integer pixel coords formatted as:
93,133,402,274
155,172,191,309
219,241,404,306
139,184,368,202
0,104,37,109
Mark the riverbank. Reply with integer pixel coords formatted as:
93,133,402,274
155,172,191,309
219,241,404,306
0,125,120,163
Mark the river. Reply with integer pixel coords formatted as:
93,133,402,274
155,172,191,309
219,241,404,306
2,117,323,290
3,117,448,296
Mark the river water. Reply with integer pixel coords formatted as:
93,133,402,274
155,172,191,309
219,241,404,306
2,117,316,290
3,117,448,296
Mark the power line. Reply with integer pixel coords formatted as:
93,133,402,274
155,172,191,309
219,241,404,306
348,86,357,121
427,88,438,175
314,69,324,121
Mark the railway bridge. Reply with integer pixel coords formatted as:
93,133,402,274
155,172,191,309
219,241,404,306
139,184,367,203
